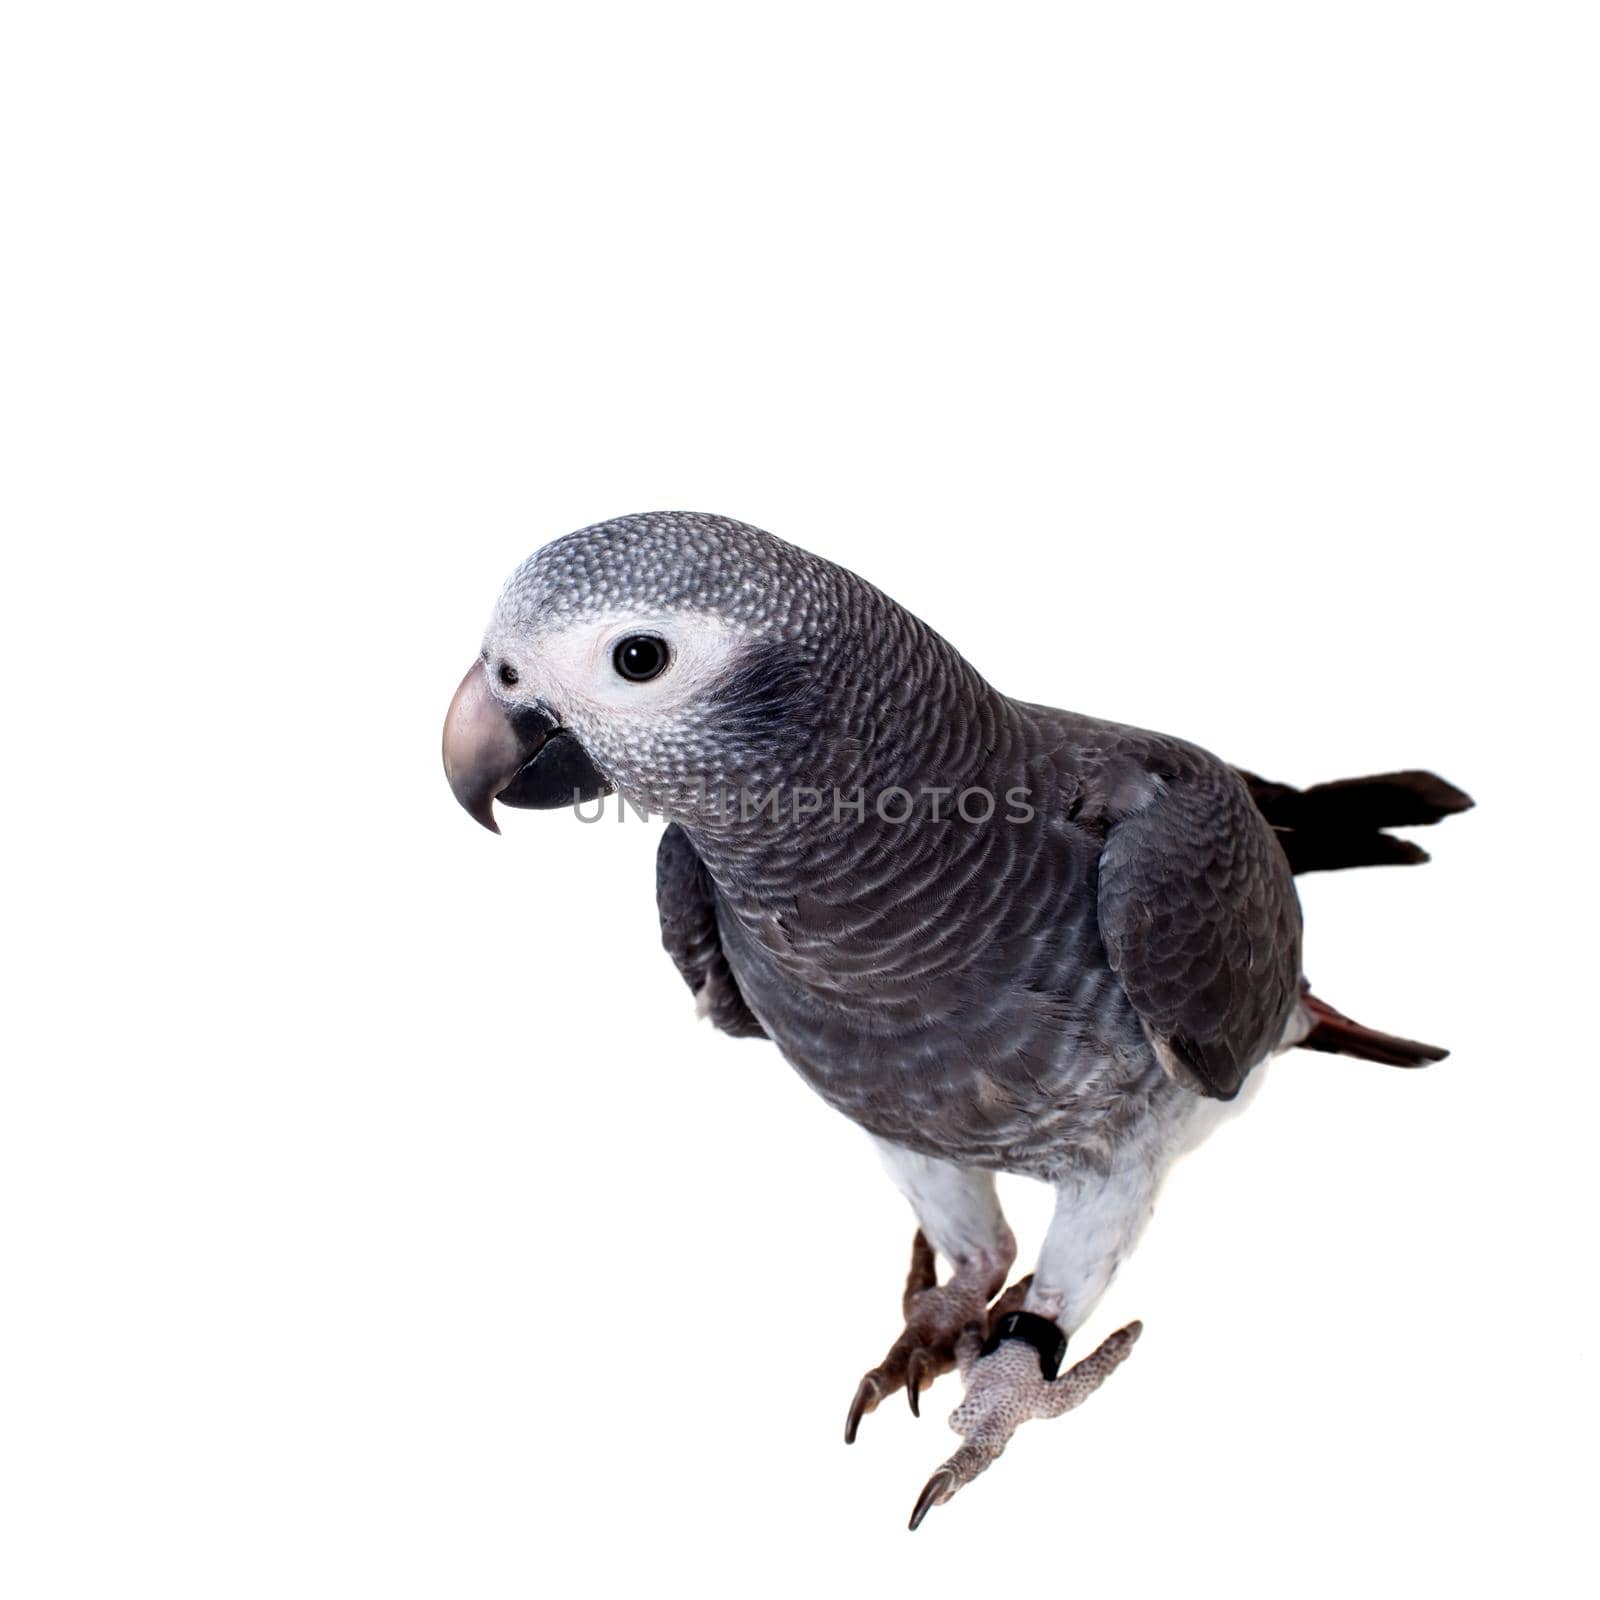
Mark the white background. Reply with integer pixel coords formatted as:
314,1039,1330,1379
3,4,1595,1596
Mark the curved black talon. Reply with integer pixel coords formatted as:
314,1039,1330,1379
909,1469,952,1531
845,1375,879,1444
979,1309,1067,1380
906,1349,931,1416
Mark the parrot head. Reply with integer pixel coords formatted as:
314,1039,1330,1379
442,511,881,832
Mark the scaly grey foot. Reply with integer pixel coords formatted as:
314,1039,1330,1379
908,1318,1143,1529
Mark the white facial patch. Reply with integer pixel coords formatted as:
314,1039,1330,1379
486,609,747,727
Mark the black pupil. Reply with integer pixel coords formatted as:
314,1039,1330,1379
615,636,667,681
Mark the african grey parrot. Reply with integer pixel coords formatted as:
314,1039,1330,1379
442,511,1470,1527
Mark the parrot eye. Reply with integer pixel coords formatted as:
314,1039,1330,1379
612,635,670,683
497,661,519,688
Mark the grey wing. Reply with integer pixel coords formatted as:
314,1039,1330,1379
655,822,769,1040
1097,757,1302,1100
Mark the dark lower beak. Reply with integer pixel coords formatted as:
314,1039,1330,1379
442,659,611,832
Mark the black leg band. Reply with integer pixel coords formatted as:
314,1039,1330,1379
980,1310,1067,1380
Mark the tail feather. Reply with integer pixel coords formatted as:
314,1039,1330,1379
1297,990,1449,1068
1239,767,1473,875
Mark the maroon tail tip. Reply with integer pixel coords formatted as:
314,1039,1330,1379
1298,991,1450,1068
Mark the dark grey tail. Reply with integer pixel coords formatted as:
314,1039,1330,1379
1238,768,1474,875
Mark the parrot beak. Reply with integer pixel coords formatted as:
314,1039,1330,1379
442,658,612,832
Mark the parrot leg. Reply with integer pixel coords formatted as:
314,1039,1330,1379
908,1321,1143,1529
844,1229,1013,1442
906,1153,1161,1527
846,1142,1017,1443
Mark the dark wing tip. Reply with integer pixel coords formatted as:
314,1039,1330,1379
1304,769,1476,826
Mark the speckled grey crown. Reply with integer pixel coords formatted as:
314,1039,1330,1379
494,511,856,647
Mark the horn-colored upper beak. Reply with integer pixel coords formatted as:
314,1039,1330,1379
442,659,541,833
